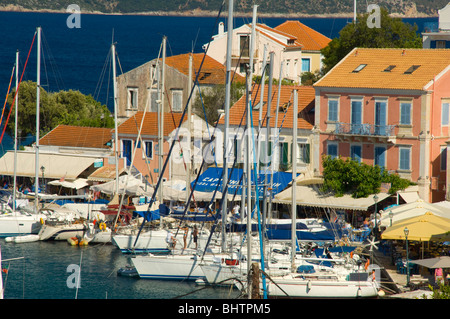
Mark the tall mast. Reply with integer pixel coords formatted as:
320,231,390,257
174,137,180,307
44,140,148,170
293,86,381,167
221,0,233,252
246,4,257,299
158,36,166,203
112,42,119,195
186,52,193,202
13,50,19,211
291,89,298,272
256,45,266,173
34,27,41,214
268,61,283,222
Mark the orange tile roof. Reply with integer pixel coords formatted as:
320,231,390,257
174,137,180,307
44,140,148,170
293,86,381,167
164,53,245,85
255,23,303,48
218,85,315,130
275,20,331,51
39,125,112,149
117,111,187,137
314,48,450,90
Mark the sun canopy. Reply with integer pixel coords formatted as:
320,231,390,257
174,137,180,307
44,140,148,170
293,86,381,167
48,178,89,189
381,212,450,242
379,199,450,227
90,175,153,196
0,151,97,180
410,256,450,269
273,184,390,211
192,167,294,196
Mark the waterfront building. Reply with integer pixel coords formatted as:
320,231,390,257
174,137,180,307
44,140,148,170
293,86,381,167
0,125,118,190
114,111,210,186
274,20,331,75
313,48,450,202
216,84,315,174
206,20,330,83
115,52,243,122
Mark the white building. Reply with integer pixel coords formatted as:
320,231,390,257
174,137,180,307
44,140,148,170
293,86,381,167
205,22,303,82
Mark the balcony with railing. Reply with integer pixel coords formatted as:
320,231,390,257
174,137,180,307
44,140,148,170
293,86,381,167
335,123,396,137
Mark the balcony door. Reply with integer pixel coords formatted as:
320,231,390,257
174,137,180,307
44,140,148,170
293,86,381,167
375,100,387,135
351,99,362,134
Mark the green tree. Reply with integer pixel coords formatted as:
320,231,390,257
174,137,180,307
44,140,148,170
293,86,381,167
6,80,114,141
193,82,245,125
321,8,423,74
321,156,413,198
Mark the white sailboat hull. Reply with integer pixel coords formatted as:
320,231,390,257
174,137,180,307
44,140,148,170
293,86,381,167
38,223,86,241
112,229,211,253
265,275,379,298
0,213,43,237
132,253,208,280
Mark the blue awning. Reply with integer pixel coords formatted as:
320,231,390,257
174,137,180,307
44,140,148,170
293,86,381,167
191,167,294,197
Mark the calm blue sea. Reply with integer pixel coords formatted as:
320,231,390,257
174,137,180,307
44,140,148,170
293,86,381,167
0,239,240,299
0,12,438,300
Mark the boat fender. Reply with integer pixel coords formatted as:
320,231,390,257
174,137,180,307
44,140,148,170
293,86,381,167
364,259,370,270
40,218,44,225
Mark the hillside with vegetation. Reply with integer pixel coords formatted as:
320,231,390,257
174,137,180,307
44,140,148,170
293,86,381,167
0,0,446,17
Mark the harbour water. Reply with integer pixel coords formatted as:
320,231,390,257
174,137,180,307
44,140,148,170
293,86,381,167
0,239,240,299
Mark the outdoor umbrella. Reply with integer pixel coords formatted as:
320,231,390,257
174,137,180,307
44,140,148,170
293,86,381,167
410,256,450,269
381,212,450,241
379,199,450,228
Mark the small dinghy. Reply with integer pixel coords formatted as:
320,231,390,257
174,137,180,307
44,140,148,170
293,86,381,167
5,234,40,243
117,265,138,277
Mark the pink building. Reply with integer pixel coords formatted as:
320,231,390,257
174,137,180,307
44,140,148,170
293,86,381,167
313,48,450,202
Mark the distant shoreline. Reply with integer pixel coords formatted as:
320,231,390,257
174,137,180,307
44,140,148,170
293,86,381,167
0,6,438,19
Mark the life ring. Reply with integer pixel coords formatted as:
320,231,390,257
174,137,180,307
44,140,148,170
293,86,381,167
99,222,106,231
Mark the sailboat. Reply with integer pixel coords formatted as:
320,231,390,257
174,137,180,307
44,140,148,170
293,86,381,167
0,30,47,239
250,90,381,298
129,6,235,278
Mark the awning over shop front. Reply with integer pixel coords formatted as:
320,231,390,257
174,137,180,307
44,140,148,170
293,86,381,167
273,184,391,211
48,178,89,189
0,151,97,180
191,167,294,197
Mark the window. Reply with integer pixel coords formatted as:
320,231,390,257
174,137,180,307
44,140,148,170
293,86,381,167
122,139,133,166
296,140,310,164
442,102,449,126
240,35,249,57
171,89,183,112
279,142,290,170
400,102,412,125
144,141,153,159
327,143,338,159
351,99,362,133
383,65,396,72
127,88,138,109
328,99,338,121
399,147,411,171
436,40,446,49
350,145,362,163
441,146,447,171
374,146,386,168
375,100,387,135
301,58,311,72
404,65,420,74
352,64,367,72
149,89,159,112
